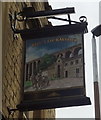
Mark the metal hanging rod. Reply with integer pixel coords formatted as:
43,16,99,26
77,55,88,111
48,16,80,24
16,7,75,21
9,7,87,34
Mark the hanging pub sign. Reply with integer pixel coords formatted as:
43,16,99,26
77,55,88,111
16,22,91,111
9,7,91,111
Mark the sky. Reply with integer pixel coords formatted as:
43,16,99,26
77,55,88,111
26,34,81,62
48,0,100,118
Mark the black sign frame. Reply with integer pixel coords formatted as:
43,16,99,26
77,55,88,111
17,22,91,111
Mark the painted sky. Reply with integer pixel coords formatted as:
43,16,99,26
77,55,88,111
26,34,82,62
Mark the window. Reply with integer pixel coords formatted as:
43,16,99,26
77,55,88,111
34,61,37,70
57,65,61,78
75,60,79,64
70,61,73,65
76,68,79,73
76,68,79,77
29,63,32,76
65,71,68,78
65,63,68,66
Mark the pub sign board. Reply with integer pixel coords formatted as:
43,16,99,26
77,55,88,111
17,23,91,111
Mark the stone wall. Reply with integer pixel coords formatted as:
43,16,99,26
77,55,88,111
2,2,55,119
0,1,2,113
2,2,25,119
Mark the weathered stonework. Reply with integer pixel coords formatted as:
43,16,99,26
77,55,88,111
2,2,55,119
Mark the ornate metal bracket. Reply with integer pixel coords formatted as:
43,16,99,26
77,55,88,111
9,7,87,34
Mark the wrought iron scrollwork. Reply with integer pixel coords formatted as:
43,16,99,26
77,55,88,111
79,16,87,23
9,7,88,34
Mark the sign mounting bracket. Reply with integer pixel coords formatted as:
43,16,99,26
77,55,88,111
9,7,87,34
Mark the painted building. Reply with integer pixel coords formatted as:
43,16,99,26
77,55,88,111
25,44,84,91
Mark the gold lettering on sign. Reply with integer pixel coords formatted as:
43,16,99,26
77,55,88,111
32,37,77,47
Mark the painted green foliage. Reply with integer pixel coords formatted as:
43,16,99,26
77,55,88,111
39,54,56,71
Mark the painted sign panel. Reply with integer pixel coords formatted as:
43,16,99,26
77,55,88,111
24,34,84,94
16,24,91,111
